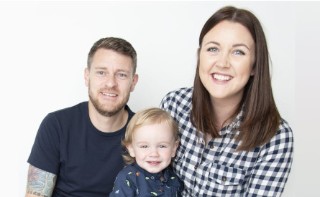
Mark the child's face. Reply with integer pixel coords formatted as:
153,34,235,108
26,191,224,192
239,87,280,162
127,122,179,173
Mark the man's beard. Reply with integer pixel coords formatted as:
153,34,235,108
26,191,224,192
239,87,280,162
89,92,130,117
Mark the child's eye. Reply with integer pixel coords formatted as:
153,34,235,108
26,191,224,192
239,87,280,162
159,145,167,148
139,145,148,148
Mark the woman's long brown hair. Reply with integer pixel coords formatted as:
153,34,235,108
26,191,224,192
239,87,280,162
191,6,281,151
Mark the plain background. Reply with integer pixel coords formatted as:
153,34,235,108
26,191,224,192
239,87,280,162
0,1,318,196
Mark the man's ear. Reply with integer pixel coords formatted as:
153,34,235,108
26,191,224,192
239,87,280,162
130,74,139,92
84,68,89,87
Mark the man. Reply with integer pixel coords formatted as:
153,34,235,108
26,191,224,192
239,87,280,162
26,37,139,197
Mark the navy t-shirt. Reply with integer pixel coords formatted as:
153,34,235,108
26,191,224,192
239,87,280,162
27,102,134,197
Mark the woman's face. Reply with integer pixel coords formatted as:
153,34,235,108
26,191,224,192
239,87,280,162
199,20,255,104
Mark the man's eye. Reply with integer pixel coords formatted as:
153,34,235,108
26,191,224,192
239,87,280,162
97,71,105,75
116,72,128,80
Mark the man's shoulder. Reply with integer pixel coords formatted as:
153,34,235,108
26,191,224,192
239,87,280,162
49,101,87,116
42,102,88,125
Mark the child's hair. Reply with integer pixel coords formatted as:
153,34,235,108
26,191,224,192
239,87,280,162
122,107,179,164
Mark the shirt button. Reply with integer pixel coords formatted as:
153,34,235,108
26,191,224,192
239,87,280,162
210,145,214,149
194,164,198,170
222,176,227,182
197,138,202,143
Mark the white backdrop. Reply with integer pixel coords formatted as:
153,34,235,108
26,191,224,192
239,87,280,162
0,1,318,196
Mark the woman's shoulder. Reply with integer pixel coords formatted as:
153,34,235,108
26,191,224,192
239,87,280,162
262,118,294,152
168,87,192,96
276,118,294,144
160,87,193,112
161,87,193,102
278,118,294,138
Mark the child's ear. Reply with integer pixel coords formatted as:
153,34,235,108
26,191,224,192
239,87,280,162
127,144,135,157
171,140,179,157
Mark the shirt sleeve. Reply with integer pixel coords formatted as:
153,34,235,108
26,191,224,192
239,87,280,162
245,121,294,197
27,113,61,174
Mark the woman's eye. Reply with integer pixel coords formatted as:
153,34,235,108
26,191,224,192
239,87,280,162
233,50,245,55
207,47,218,53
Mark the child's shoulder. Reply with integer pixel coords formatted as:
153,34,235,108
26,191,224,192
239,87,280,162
163,167,183,188
118,163,138,176
118,163,145,180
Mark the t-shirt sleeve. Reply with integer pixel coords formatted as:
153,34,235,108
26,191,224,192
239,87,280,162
27,113,61,174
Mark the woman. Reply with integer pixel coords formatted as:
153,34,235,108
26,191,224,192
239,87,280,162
160,6,293,196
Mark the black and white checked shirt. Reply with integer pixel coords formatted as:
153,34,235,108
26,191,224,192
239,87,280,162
160,87,293,197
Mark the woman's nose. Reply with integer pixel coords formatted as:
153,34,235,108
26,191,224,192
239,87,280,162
216,53,230,68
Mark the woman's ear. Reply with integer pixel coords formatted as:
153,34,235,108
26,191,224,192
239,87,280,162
250,63,256,76
250,69,255,76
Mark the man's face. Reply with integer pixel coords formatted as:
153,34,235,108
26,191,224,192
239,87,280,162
85,48,138,117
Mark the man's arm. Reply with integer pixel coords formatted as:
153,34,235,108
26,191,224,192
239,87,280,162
25,165,57,197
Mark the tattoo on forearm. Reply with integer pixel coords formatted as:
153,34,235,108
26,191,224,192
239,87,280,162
26,165,56,197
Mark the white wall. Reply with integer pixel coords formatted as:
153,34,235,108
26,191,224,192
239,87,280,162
0,1,317,196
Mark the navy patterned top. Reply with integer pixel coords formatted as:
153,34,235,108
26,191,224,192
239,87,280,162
109,163,183,197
